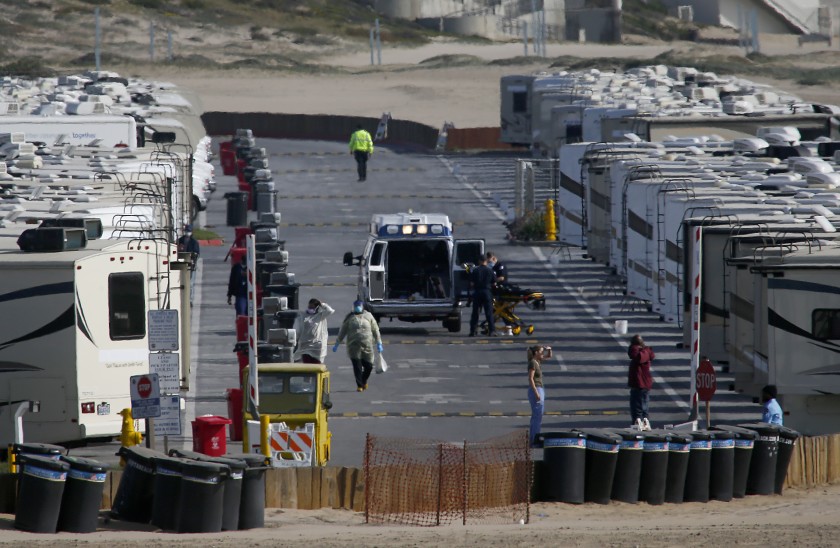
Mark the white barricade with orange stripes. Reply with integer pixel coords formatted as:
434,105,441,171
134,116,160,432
268,422,316,467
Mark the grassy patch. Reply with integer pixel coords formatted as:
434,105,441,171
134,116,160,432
193,227,221,241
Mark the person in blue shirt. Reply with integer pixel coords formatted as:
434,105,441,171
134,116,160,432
761,384,783,425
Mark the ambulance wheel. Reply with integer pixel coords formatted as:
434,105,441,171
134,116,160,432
526,325,535,335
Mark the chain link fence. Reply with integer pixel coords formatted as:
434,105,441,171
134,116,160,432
364,431,531,526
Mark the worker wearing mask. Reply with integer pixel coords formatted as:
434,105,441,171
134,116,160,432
294,299,335,364
333,300,382,391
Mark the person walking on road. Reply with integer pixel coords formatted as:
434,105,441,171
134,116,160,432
295,299,335,364
627,334,654,431
177,224,200,305
226,255,248,316
349,124,374,182
527,345,551,447
333,300,382,391
761,384,783,425
469,255,496,337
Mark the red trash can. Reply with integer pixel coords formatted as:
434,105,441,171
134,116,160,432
229,246,247,265
233,227,252,248
225,389,244,442
236,315,248,342
192,415,233,456
220,142,236,175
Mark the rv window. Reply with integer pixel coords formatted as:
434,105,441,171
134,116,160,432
108,273,146,340
370,242,385,266
513,92,527,113
812,309,840,340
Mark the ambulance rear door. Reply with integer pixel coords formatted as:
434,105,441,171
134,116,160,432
452,239,485,301
367,240,387,301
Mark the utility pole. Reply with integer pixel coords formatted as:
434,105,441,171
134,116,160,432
149,21,155,62
94,7,101,71
375,18,382,65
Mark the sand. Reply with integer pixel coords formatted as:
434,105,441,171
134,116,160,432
23,39,833,545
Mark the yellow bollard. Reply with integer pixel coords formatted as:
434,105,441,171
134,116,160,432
260,415,271,460
544,199,557,241
8,444,17,474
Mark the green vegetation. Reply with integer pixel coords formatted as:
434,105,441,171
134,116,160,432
507,209,547,242
193,227,222,241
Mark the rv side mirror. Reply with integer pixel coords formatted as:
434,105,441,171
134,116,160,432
343,251,354,266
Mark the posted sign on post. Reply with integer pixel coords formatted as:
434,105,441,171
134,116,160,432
697,358,717,428
148,309,180,351
130,373,161,419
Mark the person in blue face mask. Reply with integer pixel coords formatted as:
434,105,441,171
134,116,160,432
294,299,335,364
332,300,382,391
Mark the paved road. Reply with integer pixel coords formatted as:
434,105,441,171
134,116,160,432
73,138,761,467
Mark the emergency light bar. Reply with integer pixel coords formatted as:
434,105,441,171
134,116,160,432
378,223,449,237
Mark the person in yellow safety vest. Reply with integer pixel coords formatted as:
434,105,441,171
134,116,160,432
349,124,374,182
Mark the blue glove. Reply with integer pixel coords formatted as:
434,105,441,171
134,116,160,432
332,343,339,353
376,342,384,353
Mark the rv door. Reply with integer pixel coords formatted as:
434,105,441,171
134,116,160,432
452,239,485,301
368,241,387,301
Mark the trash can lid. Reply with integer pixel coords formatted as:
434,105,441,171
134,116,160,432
13,442,66,456
640,430,671,443
60,455,108,473
19,454,71,472
606,428,646,441
193,414,233,426
709,430,734,441
540,431,587,439
574,428,622,445
180,459,230,478
776,425,801,440
737,422,784,436
168,449,247,472
662,431,693,444
233,341,249,352
686,429,713,441
151,454,189,473
224,452,270,468
117,445,166,463
711,425,759,440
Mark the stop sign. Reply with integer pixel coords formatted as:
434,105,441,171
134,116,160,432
696,359,717,402
137,376,153,399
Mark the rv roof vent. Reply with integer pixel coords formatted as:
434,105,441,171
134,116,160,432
40,217,103,240
17,227,87,252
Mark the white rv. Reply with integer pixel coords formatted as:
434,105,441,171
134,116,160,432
0,115,138,148
0,226,185,444
343,212,484,332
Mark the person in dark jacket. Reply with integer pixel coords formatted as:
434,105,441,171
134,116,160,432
468,255,496,337
627,334,654,431
227,256,248,316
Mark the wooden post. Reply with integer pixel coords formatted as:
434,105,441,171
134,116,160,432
364,433,371,523
436,443,443,526
705,401,711,429
462,440,467,526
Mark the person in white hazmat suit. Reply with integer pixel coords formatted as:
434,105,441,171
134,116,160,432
294,298,335,364
333,299,383,392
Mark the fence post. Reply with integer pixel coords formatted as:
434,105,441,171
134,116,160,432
364,433,371,523
436,443,443,526
462,440,467,526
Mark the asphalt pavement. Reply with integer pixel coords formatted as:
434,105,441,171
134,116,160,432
72,138,762,467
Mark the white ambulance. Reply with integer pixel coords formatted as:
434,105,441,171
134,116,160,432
343,212,484,332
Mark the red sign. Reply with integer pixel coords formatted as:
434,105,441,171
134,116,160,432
696,359,717,402
136,376,153,399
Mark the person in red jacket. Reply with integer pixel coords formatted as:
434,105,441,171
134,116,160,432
627,334,654,431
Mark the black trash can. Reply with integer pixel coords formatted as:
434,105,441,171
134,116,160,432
151,455,186,531
684,430,713,502
177,460,229,533
14,454,70,533
538,431,587,503
111,446,162,523
226,452,268,529
712,425,757,498
575,429,621,505
169,449,247,531
608,429,645,504
639,431,670,505
775,425,801,495
738,423,780,495
709,430,735,502
57,456,108,533
664,432,692,503
225,191,249,227
13,442,65,461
